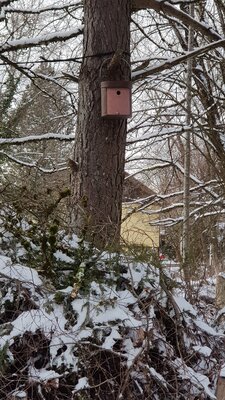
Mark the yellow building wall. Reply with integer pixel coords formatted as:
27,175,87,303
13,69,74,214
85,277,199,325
121,205,160,248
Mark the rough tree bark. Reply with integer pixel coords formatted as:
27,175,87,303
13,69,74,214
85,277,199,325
73,0,131,248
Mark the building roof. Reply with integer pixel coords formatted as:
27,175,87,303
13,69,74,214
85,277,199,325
123,173,155,202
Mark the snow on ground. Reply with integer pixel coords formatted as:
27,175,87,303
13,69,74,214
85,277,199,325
0,248,224,399
0,255,42,286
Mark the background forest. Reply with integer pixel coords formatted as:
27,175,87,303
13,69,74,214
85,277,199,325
1,1,225,399
1,0,225,270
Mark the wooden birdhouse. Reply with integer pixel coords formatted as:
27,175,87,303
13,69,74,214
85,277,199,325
101,81,132,119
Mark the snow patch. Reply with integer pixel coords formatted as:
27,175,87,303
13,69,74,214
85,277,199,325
173,295,197,316
0,255,42,286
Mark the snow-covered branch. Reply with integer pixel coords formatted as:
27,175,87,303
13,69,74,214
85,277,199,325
0,27,83,54
131,0,222,41
0,133,74,146
175,162,220,200
0,151,68,173
124,163,173,180
127,125,190,144
3,1,82,15
132,39,225,81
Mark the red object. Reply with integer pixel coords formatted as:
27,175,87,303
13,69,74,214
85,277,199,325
101,81,132,118
159,254,165,260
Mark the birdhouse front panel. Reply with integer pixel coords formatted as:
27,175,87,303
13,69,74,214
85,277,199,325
101,81,132,118
106,88,131,116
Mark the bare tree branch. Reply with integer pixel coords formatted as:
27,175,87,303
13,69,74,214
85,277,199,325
131,0,222,41
132,38,225,81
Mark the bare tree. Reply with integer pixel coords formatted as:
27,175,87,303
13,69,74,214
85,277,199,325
1,0,225,253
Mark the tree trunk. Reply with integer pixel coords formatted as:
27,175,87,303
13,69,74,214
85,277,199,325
72,0,131,248
216,272,225,308
216,376,225,400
